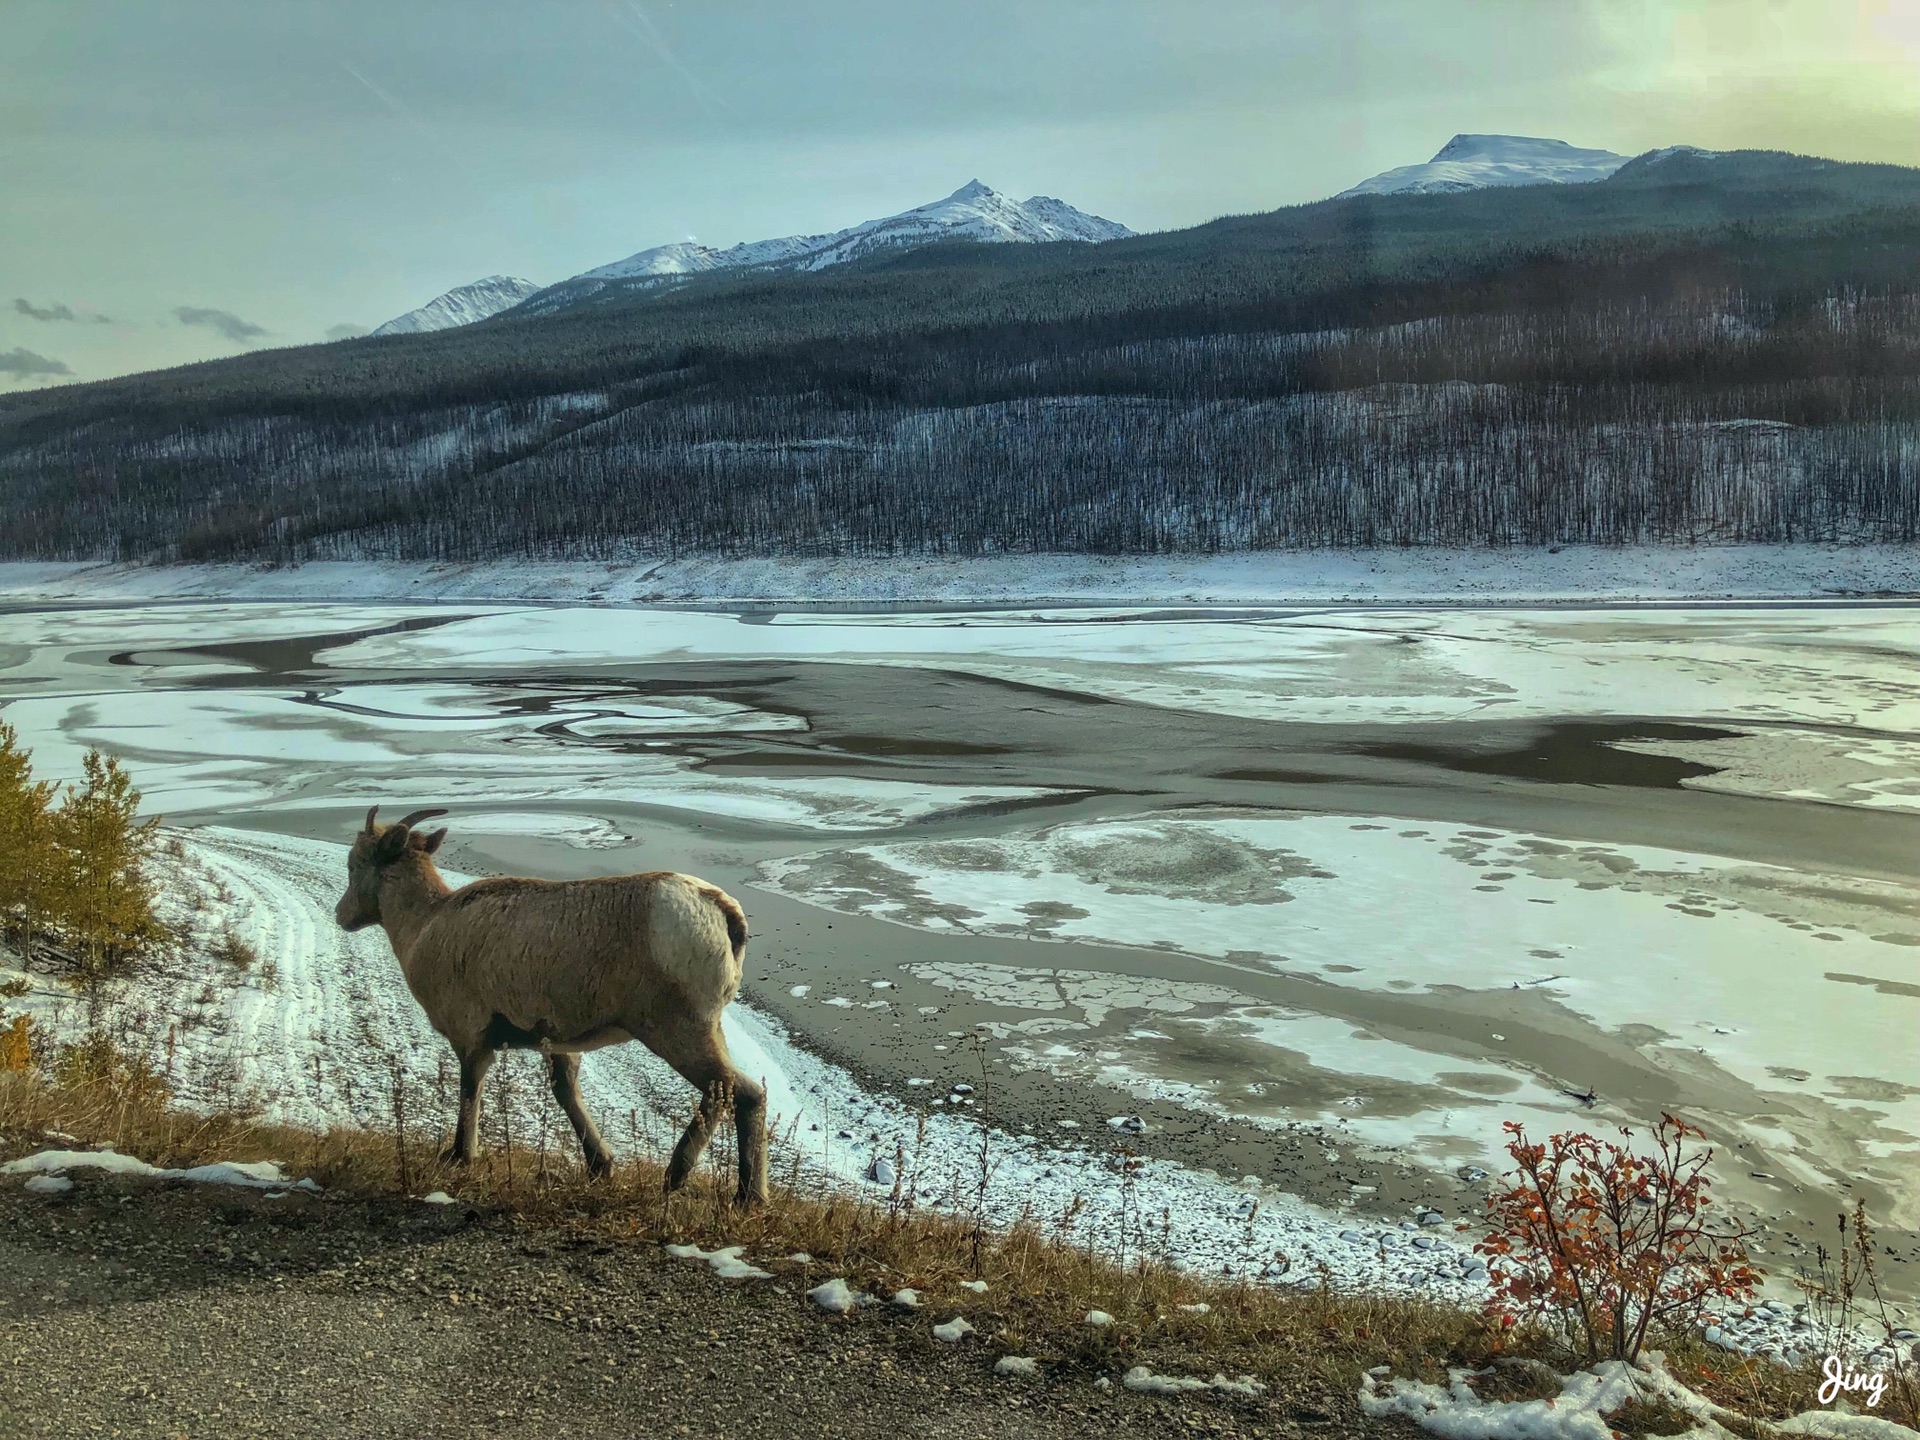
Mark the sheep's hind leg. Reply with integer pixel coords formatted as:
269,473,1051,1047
659,1021,767,1208
664,1079,725,1195
547,1052,614,1179
443,1047,495,1166
730,1069,769,1209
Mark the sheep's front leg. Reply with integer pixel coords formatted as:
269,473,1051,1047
444,1047,495,1165
547,1052,614,1179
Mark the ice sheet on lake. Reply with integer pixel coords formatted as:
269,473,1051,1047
1608,728,1920,811
322,605,1920,740
757,810,1920,1219
0,682,1061,829
900,959,1578,1168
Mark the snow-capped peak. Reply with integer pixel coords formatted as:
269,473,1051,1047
370,275,543,336
1338,135,1631,198
551,182,1133,300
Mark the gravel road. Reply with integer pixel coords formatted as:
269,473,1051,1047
1,1171,1382,1439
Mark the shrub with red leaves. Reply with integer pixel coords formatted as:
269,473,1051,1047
1477,1114,1759,1363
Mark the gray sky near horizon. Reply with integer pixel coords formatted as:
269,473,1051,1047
5,0,1918,388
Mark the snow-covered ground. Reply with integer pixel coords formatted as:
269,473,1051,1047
4,827,1494,1300
4,544,1918,607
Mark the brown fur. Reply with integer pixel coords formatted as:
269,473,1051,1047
334,807,767,1205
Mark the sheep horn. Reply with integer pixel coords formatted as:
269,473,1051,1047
364,805,379,832
394,807,449,831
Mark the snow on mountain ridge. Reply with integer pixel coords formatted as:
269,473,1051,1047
557,180,1133,296
370,275,543,336
1339,134,1631,197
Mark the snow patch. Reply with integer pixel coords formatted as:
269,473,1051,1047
2,1149,313,1190
1123,1365,1267,1397
805,1277,863,1312
666,1243,774,1282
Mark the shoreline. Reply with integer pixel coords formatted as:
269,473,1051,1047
3,543,1919,608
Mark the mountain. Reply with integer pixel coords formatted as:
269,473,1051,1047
1339,134,1631,197
5,147,1919,563
370,275,544,336
520,180,1134,315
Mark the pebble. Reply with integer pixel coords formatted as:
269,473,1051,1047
863,1156,896,1186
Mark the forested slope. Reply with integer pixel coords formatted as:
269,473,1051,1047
4,148,1919,560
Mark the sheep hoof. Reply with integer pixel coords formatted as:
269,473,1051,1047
585,1153,614,1181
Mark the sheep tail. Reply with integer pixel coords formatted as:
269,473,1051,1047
702,887,749,961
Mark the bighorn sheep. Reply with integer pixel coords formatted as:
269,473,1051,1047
333,806,767,1206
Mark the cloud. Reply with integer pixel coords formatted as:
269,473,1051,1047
15,298,113,324
0,347,73,378
173,305,270,343
325,322,370,341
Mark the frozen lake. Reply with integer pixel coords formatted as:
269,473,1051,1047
3,598,1917,1298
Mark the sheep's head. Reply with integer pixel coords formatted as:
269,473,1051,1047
335,806,449,931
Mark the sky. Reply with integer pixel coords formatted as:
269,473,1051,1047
4,0,1918,388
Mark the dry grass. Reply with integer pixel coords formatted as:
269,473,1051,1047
208,926,257,973
2,1062,1911,1434
0,1064,1493,1397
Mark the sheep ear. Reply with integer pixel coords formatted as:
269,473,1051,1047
373,825,411,862
412,826,448,855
